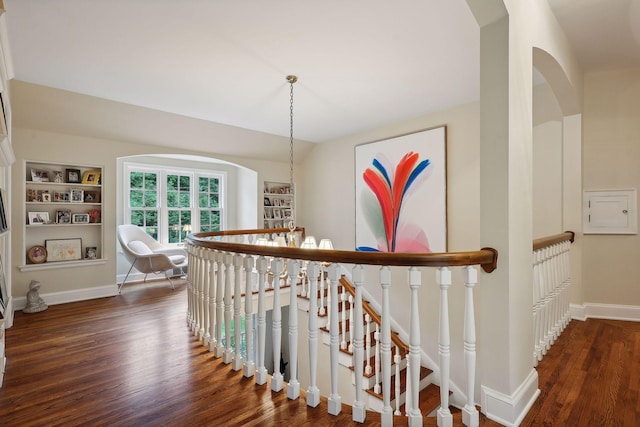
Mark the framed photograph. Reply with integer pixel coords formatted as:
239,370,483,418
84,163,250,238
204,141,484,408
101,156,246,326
28,211,49,225
53,170,64,183
355,126,447,253
85,247,97,260
0,189,8,232
27,188,37,202
81,170,101,185
65,168,81,183
56,210,71,224
27,245,48,264
45,238,82,262
31,169,50,182
54,191,70,202
72,213,90,224
87,209,101,223
84,191,101,203
70,188,84,203
42,191,51,203
264,197,271,206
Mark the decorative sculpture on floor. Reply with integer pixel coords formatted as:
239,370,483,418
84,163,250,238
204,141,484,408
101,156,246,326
23,280,48,313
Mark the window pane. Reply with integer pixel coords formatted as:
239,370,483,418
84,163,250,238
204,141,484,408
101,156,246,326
180,211,191,224
167,191,178,207
200,211,210,223
130,190,143,207
179,175,190,189
146,227,158,240
179,192,190,208
144,191,157,207
212,211,220,226
199,177,208,192
131,210,144,226
210,194,219,208
168,210,179,225
167,175,178,191
146,211,158,227
130,172,143,189
145,173,157,190
211,178,219,193
199,193,208,208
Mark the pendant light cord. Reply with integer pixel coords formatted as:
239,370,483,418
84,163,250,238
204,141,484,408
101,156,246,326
286,75,297,232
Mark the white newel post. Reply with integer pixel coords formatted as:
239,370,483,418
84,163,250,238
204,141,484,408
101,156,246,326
287,260,300,400
233,254,244,371
380,266,393,426
437,267,452,427
352,264,366,423
243,255,255,378
271,258,284,392
328,263,342,416
208,249,217,352
214,252,225,358
462,266,479,427
306,262,320,407
223,253,233,364
408,266,422,426
255,256,268,385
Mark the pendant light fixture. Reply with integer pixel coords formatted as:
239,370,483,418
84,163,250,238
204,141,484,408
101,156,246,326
286,74,298,246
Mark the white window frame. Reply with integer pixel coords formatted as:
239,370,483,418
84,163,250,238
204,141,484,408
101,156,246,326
124,162,225,245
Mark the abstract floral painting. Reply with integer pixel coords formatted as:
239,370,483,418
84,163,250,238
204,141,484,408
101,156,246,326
355,126,446,253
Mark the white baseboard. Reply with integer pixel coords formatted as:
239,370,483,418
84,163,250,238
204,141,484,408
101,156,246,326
481,369,540,427
571,302,640,322
13,284,118,311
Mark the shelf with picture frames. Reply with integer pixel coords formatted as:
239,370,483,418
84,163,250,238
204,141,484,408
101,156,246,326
20,160,105,272
263,181,294,229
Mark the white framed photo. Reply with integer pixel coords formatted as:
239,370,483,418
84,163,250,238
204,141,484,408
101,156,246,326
72,213,90,224
28,212,49,225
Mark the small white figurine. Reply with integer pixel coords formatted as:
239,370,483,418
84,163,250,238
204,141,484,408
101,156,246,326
23,280,48,313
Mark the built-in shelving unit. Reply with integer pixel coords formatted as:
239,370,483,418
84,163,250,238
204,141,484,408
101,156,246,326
20,161,105,272
263,181,294,229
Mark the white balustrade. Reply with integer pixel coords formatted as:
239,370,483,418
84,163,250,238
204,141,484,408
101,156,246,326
184,229,507,427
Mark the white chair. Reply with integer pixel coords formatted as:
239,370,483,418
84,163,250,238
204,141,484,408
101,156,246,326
117,224,188,293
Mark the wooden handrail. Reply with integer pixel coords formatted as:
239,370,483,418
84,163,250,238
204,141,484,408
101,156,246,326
533,231,575,251
187,229,498,273
339,276,409,353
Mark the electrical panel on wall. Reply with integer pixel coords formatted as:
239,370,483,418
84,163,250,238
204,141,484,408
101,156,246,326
583,189,637,234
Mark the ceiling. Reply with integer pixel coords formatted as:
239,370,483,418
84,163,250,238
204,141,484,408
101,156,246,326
4,0,640,144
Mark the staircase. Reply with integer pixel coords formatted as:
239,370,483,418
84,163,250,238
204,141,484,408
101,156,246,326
299,272,446,419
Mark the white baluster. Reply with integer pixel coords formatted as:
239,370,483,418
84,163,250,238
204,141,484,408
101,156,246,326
233,254,244,371
437,267,452,427
532,249,542,364
341,288,348,350
214,252,225,358
374,324,381,395
380,266,392,425
394,346,401,416
191,248,201,334
255,256,268,385
223,253,233,364
186,244,193,326
319,271,326,316
200,248,211,346
306,262,320,407
462,266,479,427
287,260,300,400
327,263,342,416
364,314,373,375
352,264,366,423
408,267,422,426
348,294,355,353
208,250,217,352
243,255,255,378
271,258,284,392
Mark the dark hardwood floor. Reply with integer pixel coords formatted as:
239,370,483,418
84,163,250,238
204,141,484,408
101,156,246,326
0,280,638,426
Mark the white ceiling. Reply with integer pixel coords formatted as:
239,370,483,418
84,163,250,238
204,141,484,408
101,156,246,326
4,0,640,144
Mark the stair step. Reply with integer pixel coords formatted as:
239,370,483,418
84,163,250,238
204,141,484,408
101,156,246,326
365,365,433,402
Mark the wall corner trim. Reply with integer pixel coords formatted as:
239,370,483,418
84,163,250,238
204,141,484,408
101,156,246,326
481,369,540,426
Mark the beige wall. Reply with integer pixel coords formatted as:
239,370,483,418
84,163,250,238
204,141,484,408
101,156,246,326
10,127,292,299
582,66,640,306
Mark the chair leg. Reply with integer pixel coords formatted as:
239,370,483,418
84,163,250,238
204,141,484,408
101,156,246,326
165,271,175,290
119,262,137,294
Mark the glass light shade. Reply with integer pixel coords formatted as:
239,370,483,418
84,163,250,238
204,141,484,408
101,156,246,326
301,236,317,249
318,239,333,250
256,238,269,246
183,224,192,232
274,236,287,247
